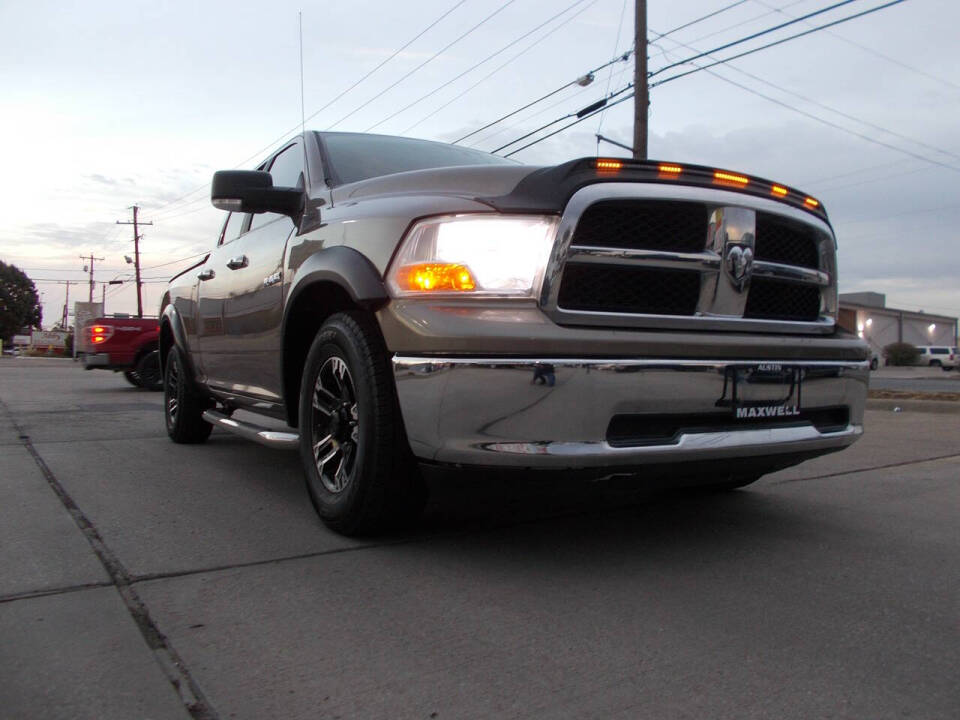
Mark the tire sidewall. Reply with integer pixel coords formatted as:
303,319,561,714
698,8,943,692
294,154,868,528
298,321,377,521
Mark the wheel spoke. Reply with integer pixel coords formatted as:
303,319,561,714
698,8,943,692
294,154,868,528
312,384,338,416
313,434,339,469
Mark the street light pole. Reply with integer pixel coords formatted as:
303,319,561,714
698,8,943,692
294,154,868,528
117,205,152,318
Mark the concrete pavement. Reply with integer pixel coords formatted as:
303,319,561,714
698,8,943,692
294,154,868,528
2,357,958,719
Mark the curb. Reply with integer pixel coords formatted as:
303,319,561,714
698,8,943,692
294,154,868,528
866,398,960,415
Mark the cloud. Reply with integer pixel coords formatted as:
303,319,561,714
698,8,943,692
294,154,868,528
86,173,117,186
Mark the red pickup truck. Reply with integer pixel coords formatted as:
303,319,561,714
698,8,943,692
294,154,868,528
78,317,162,390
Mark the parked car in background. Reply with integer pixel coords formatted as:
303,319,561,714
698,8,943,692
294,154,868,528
914,346,958,370
77,317,162,389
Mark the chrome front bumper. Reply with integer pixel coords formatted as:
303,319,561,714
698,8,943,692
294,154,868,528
393,357,867,469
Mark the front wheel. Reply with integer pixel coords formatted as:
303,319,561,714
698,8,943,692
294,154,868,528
164,346,213,443
298,312,425,535
123,370,142,387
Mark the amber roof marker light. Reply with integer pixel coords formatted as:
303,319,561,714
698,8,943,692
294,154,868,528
804,197,820,208
713,170,750,186
771,185,789,197
595,159,624,171
658,164,683,176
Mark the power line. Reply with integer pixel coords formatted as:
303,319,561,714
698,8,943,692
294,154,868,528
752,0,960,92
492,83,635,154
650,1,908,85
648,0,810,62
649,0,861,79
502,89,637,157
657,61,960,174
595,0,629,140
454,51,630,145
230,0,474,164
651,20,960,164
403,0,605,136
326,0,520,130
650,0,750,41
146,1,472,219
365,0,592,132
466,81,597,149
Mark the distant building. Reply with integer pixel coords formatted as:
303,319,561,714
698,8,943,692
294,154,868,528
839,292,958,352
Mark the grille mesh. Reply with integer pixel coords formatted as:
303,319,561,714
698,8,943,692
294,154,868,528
557,264,701,316
755,213,820,269
744,278,821,321
572,200,708,253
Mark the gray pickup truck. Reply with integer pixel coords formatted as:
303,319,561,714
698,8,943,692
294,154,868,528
159,131,868,534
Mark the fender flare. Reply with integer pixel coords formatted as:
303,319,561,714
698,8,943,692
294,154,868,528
282,245,389,335
159,303,197,379
281,246,390,424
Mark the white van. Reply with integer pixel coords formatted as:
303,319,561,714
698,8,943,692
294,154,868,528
914,346,958,370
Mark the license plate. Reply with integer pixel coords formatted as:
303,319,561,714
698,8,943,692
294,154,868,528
715,363,803,419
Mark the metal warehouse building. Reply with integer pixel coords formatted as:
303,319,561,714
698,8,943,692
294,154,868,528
839,292,958,355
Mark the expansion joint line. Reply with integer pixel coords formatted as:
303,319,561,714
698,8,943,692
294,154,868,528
0,398,220,720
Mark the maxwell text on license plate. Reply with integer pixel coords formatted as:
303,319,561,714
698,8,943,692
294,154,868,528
715,363,803,418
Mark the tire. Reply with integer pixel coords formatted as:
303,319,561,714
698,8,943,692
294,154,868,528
135,349,163,391
930,360,942,367
298,311,425,535
164,346,213,444
870,357,879,371
123,370,143,387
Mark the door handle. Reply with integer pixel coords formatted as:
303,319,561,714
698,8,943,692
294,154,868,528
226,255,248,270
198,269,216,281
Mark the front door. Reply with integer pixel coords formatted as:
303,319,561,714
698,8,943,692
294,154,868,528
201,141,305,400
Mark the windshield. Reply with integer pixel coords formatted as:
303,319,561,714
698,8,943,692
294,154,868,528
318,132,518,185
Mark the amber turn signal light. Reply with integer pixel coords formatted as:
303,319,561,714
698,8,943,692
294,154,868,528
396,263,477,292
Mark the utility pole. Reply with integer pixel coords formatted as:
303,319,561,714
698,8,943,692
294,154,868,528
80,254,105,303
117,205,152,318
61,280,72,328
633,0,648,160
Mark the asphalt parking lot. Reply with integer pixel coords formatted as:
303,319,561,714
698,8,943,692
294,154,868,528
2,357,958,720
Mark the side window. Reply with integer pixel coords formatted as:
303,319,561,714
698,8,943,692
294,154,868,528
249,143,304,231
219,212,244,246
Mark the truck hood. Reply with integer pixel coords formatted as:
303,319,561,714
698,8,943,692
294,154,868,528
331,164,542,205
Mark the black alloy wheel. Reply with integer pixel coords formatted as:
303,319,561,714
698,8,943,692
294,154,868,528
298,312,425,535
311,355,361,494
164,346,213,443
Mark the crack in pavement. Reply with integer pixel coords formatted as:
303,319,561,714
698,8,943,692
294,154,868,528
0,581,115,605
0,398,220,720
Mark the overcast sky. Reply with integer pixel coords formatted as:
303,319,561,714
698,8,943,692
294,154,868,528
1,0,958,325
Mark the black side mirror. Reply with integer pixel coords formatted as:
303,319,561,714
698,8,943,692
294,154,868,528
211,170,304,218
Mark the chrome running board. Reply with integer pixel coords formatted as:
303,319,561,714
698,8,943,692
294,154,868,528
202,410,300,450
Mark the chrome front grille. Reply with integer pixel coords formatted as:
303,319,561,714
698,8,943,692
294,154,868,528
541,183,837,333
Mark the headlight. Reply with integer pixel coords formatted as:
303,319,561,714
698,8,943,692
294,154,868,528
387,214,559,298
